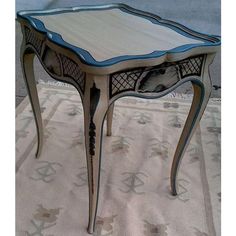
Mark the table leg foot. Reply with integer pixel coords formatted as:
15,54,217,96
87,226,94,234
170,74,212,195
21,49,43,159
106,103,114,136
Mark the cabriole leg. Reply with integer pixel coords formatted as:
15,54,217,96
83,74,109,234
20,48,43,158
170,67,212,196
106,103,114,136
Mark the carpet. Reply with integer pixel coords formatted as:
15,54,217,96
16,84,221,236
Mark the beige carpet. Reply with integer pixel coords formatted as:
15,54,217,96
16,84,221,236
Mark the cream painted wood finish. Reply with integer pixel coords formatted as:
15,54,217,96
18,3,220,235
33,9,204,62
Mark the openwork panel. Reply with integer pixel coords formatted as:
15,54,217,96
24,26,43,55
109,55,205,98
179,56,204,78
111,69,144,96
60,55,86,94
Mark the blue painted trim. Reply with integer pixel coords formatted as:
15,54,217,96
17,4,221,68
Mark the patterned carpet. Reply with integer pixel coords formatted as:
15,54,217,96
16,84,221,236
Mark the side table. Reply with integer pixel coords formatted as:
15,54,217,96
17,4,220,234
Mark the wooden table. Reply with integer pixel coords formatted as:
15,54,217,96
17,4,220,234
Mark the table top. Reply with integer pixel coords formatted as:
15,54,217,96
17,4,220,71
